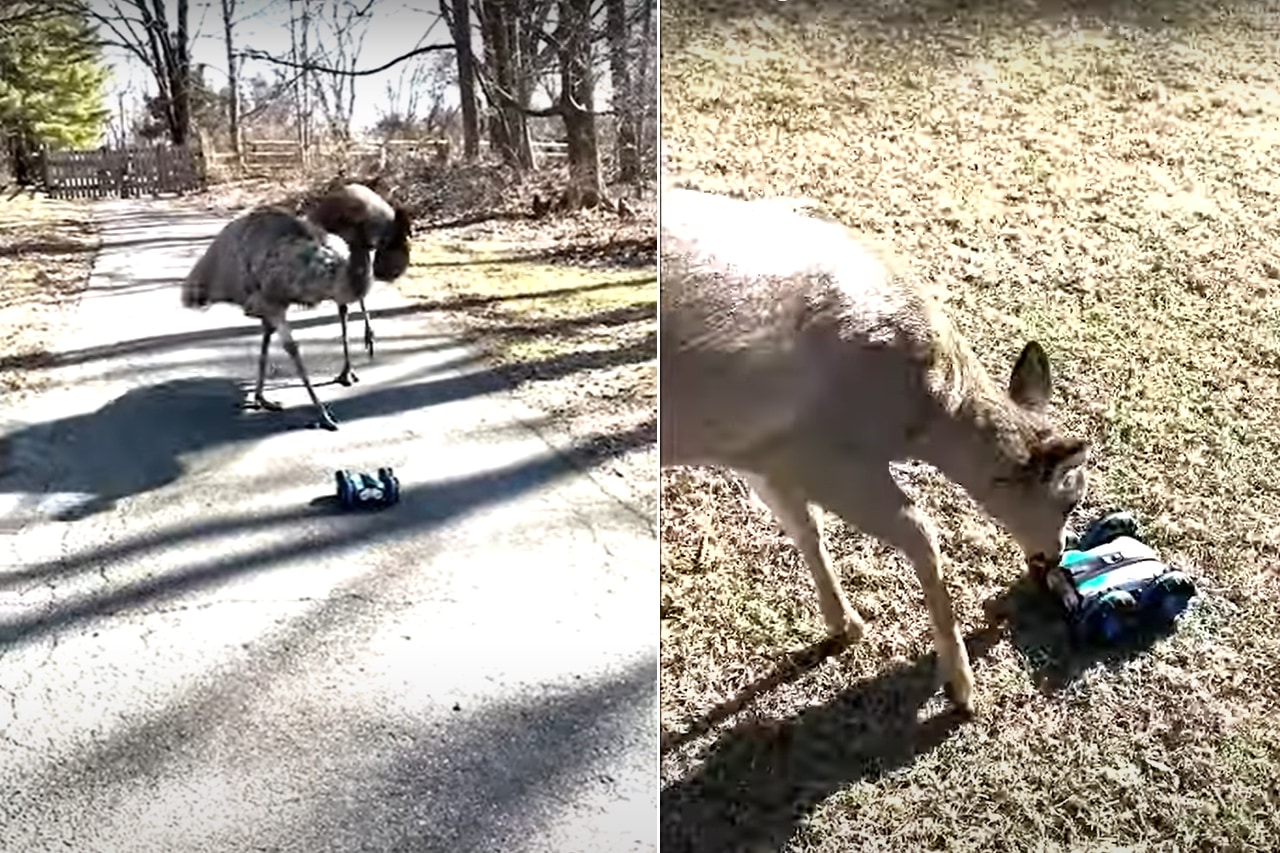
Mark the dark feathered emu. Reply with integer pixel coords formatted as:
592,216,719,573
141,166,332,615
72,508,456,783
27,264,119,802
180,186,407,427
304,182,413,385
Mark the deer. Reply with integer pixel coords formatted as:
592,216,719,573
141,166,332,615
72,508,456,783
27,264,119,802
660,185,1090,715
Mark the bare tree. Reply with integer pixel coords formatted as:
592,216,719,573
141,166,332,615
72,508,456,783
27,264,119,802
442,0,479,159
219,0,241,163
308,0,378,143
606,0,638,185
557,0,600,207
471,0,533,169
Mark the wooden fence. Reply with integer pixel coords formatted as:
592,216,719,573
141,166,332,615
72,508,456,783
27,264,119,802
41,144,204,200
205,136,570,175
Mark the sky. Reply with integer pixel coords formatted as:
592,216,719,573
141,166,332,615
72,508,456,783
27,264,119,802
93,0,459,139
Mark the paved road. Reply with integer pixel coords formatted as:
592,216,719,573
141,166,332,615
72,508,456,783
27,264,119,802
0,199,657,852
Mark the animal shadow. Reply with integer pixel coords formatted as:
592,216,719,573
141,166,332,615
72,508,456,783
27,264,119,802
0,377,282,521
659,628,1001,853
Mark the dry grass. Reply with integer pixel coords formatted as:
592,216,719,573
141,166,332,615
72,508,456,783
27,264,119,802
0,191,99,399
396,210,657,513
660,1,1280,850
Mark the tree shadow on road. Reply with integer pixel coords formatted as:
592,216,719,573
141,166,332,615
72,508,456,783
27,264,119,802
0,417,655,647
0,336,653,524
0,280,651,373
314,657,658,851
2,420,657,849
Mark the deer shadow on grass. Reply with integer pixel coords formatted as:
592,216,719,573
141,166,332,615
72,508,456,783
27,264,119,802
982,573,1184,694
660,627,1003,853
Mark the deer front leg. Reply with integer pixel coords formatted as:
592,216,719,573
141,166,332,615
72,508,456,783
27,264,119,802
276,318,339,431
813,465,974,715
743,472,866,643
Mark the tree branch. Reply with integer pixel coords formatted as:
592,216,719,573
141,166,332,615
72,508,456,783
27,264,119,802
239,42,455,77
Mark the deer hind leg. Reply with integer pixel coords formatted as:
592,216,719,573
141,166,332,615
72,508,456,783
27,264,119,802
743,472,866,642
814,465,974,714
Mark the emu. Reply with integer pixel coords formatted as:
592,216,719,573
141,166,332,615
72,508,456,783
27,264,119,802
304,182,413,385
181,189,410,431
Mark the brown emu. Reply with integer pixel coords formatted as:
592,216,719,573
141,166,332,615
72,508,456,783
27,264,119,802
181,191,409,431
305,182,413,385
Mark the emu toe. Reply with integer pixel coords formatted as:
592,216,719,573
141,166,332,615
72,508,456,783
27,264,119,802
242,395,285,412
334,367,359,387
312,407,340,431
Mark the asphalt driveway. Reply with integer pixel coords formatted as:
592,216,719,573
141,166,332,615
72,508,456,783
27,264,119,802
0,198,657,852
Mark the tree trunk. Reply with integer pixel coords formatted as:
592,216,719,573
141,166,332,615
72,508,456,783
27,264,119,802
507,8,533,170
606,0,638,185
474,0,528,169
171,0,191,146
220,0,242,164
449,0,479,159
559,0,601,208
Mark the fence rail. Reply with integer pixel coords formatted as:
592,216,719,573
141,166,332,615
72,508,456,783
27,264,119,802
41,144,203,199
205,137,570,174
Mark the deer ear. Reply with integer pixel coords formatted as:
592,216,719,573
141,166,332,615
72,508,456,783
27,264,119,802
1009,341,1052,411
1036,437,1088,501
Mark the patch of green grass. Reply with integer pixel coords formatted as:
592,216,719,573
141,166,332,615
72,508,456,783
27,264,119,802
403,238,656,366
661,1,1280,851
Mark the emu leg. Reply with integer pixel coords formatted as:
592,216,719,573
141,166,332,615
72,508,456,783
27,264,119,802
334,303,359,386
242,320,284,412
360,297,375,360
277,319,339,431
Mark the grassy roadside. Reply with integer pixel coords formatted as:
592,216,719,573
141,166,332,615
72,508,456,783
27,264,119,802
0,191,99,399
661,1,1280,851
395,215,657,512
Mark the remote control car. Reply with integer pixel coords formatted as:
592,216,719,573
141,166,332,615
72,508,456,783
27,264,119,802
335,467,401,510
1044,511,1197,645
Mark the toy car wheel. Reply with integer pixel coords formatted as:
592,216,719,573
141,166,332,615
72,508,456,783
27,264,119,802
1079,511,1140,550
335,470,355,508
1149,571,1196,621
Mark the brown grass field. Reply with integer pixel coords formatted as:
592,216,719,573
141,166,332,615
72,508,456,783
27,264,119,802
0,192,99,399
659,1,1280,850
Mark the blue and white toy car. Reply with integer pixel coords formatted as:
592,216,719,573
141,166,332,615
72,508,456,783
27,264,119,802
335,467,401,510
1044,511,1197,645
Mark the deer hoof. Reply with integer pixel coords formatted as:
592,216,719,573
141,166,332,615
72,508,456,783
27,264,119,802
943,679,976,718
826,610,866,645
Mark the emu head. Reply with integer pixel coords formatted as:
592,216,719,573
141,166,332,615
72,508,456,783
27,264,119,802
373,206,412,281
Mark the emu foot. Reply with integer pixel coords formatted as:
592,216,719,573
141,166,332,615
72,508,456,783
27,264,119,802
242,394,284,412
364,327,375,360
309,406,340,431
334,366,359,387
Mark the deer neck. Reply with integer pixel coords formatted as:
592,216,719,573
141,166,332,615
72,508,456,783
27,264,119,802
912,385,1039,512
